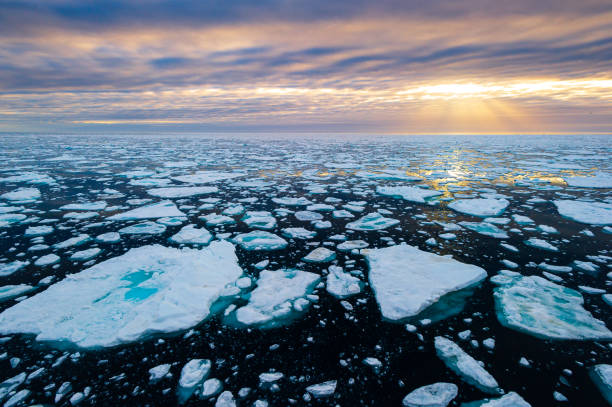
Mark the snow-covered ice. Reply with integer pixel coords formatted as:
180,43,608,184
169,224,213,245
0,242,243,348
108,201,185,220
232,231,288,251
377,185,443,204
448,198,509,217
363,244,487,320
553,200,612,225
346,212,400,231
401,382,458,407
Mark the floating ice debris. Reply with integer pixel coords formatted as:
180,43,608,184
0,213,26,227
346,212,400,231
95,232,121,243
1,187,41,203
303,247,336,263
201,378,223,398
448,198,509,217
0,171,55,185
538,262,572,274
147,186,218,198
459,221,508,238
377,185,443,204
169,225,213,245
215,391,236,407
484,217,511,225
0,205,23,213
173,171,244,184
295,210,323,221
492,272,612,340
129,178,172,187
64,211,98,220
70,248,101,261
314,220,331,229
241,211,277,230
24,225,53,236
466,392,531,407
60,201,107,211
537,224,558,233
512,214,534,224
355,170,421,181
332,210,354,219
326,266,362,298
363,244,486,320
109,200,185,220
148,364,171,383
553,200,612,225
565,172,612,188
34,254,60,266
222,205,245,216
0,261,28,277
0,373,26,402
201,213,235,226
4,389,30,407
232,231,288,251
282,227,316,239
272,197,312,206
306,380,337,398
434,336,501,395
119,222,167,235
336,240,368,251
307,203,334,212
54,234,91,249
401,382,458,407
524,237,558,252
232,269,320,327
178,359,211,404
590,364,612,406
0,242,243,348
0,284,35,302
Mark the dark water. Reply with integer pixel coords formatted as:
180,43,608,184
0,134,610,406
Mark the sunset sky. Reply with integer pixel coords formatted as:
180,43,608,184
1,0,611,134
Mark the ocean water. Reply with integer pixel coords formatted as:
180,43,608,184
0,133,610,406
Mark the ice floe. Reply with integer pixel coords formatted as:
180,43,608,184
232,231,288,251
108,201,185,220
459,221,508,239
0,242,243,348
448,198,509,217
363,244,486,320
434,336,501,395
346,212,399,231
377,185,443,204
553,200,612,225
326,266,362,299
590,364,612,406
0,187,41,203
173,171,244,184
492,271,612,340
169,225,213,245
401,382,458,407
147,186,218,198
303,247,336,263
232,269,320,327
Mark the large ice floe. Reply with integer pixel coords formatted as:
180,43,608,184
564,172,612,188
491,271,612,340
230,269,320,327
108,200,185,221
326,266,362,299
169,224,213,245
377,185,443,204
448,198,509,217
362,244,486,320
553,199,612,225
0,241,243,348
173,171,244,184
0,187,41,203
434,336,501,395
346,212,400,231
147,186,218,198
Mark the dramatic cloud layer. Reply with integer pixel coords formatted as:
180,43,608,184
1,0,611,133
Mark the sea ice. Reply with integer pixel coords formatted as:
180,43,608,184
95,232,121,243
524,237,558,252
465,392,531,407
178,359,211,403
564,172,612,188
108,201,185,220
118,222,167,235
169,225,213,245
492,272,612,340
201,378,223,398
0,261,28,277
24,225,54,236
305,380,337,398
448,198,509,217
53,234,91,249
282,227,316,239
459,222,508,239
303,247,336,263
0,284,36,302
295,210,323,221
70,248,102,261
272,197,312,206
0,242,243,348
401,382,458,407
34,254,60,266
201,213,235,226
232,269,320,327
1,187,41,203
590,364,612,406
326,266,362,299
147,186,218,198
336,240,369,251
0,213,26,227
553,200,612,225
173,171,244,184
346,212,400,231
363,244,486,320
377,185,443,204
232,231,288,251
60,202,107,211
434,336,501,395
241,211,277,230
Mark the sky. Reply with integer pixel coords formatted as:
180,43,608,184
0,0,611,134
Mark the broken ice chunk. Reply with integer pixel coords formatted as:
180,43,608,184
346,212,399,231
448,198,509,217
401,382,458,407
